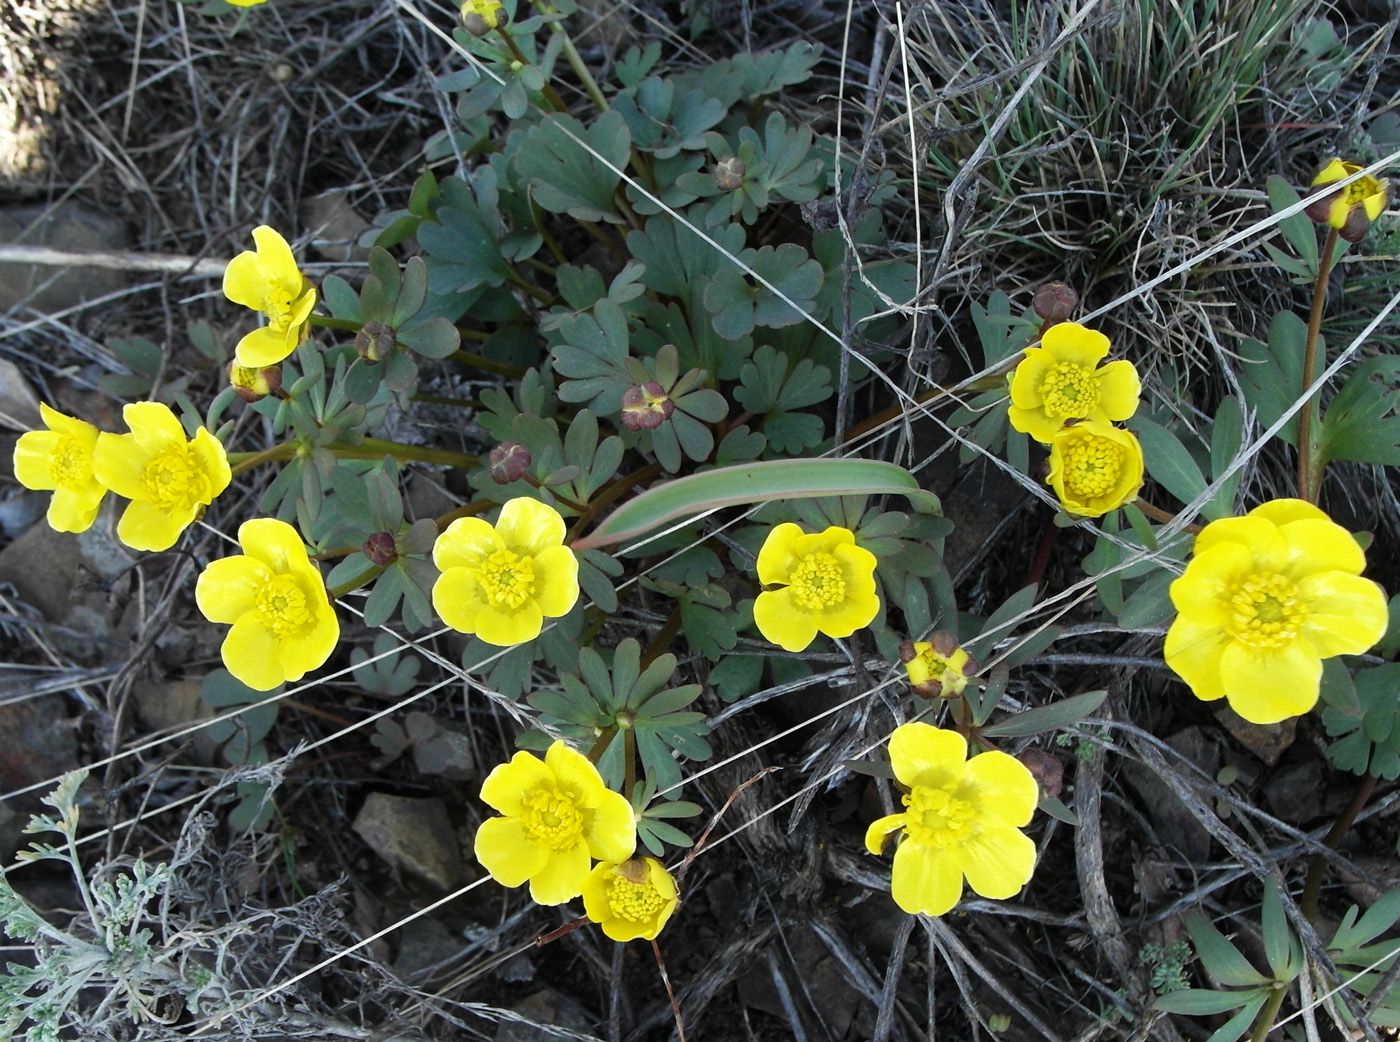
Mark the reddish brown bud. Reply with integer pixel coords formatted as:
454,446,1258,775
459,0,506,36
363,531,398,567
1033,282,1078,324
714,157,746,192
1017,748,1063,800
227,362,282,403
489,441,532,484
620,381,674,432
355,320,397,363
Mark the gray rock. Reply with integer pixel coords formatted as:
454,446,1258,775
353,793,464,890
0,202,127,314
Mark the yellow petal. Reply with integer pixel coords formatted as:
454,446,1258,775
238,518,309,574
1194,515,1288,571
475,601,544,646
529,842,591,905
865,813,906,855
196,556,272,624
474,816,548,888
1007,403,1065,444
222,615,286,691
961,824,1036,900
1093,360,1141,421
532,545,580,618
433,517,498,571
288,284,318,327
250,225,299,279
889,722,965,790
234,324,299,368
479,750,553,816
580,861,615,925
1218,640,1321,724
92,432,148,500
1298,573,1388,656
1279,518,1364,577
584,789,637,864
117,499,187,553
1041,321,1111,368
546,740,602,797
816,588,880,639
1250,499,1327,527
1008,347,1055,408
123,401,185,458
755,523,803,585
13,430,62,490
1163,616,1231,702
191,428,232,500
965,750,1039,827
1169,541,1251,625
432,567,488,635
46,486,104,533
223,251,268,311
496,496,566,556
753,587,818,652
890,840,964,916
277,605,338,682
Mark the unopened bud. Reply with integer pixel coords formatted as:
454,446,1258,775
1033,282,1078,324
459,0,506,35
1017,748,1063,800
714,157,746,192
620,381,674,432
899,634,973,699
227,362,282,403
489,442,532,484
363,531,398,568
355,320,397,363
1307,158,1389,240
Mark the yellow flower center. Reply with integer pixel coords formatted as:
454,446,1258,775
262,276,302,331
1346,177,1382,204
254,574,315,637
479,549,536,609
142,445,212,511
520,786,585,852
902,783,976,849
1061,433,1124,499
1039,362,1099,419
789,552,846,610
605,872,666,924
1226,572,1307,649
48,435,93,492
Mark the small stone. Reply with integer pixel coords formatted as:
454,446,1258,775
1213,704,1296,766
494,989,594,1042
353,793,464,890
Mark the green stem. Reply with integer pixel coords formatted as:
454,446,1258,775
447,349,527,380
528,1,610,113
1296,226,1339,505
1246,985,1288,1042
228,438,479,477
623,728,637,799
329,564,383,599
641,605,682,669
228,442,296,477
496,27,571,113
1300,770,1377,921
587,728,614,764
308,315,360,331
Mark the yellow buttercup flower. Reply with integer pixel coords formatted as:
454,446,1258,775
1307,159,1389,239
901,635,972,699
1007,322,1140,444
432,497,580,646
223,226,317,367
195,518,339,692
753,523,879,652
1046,420,1143,518
93,402,231,552
13,403,108,533
1164,499,1388,725
582,857,679,942
474,740,636,906
866,723,1038,917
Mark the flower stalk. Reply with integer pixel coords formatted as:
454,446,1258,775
1296,226,1339,505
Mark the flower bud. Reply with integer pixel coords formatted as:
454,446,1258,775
1032,282,1078,324
363,531,398,567
1306,159,1389,239
227,362,282,403
355,320,397,363
489,441,532,484
459,0,506,36
620,381,674,432
899,633,974,699
1017,748,1063,800
714,157,746,192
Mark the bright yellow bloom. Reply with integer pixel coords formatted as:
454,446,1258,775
1046,420,1143,517
458,0,506,35
582,857,679,941
195,518,339,691
902,636,972,699
13,403,107,533
93,402,231,552
1164,499,1388,725
432,497,580,646
223,0,267,6
866,723,1038,916
223,226,317,367
1007,322,1140,444
474,740,636,906
753,523,879,652
1308,159,1389,234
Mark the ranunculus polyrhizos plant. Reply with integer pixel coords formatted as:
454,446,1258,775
866,723,1039,916
1045,420,1144,518
195,518,340,691
1164,499,1389,724
753,523,879,652
13,403,108,533
1007,322,1140,444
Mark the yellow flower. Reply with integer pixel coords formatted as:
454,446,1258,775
195,518,339,691
866,723,1038,916
432,497,580,646
1046,420,1143,518
1164,499,1389,725
459,0,506,35
1307,159,1389,239
223,226,317,367
13,403,107,533
901,635,972,699
753,523,880,652
474,740,636,906
1007,322,1140,444
582,857,679,941
93,402,231,552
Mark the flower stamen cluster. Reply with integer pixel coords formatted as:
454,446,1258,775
582,857,678,941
